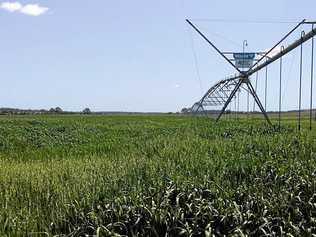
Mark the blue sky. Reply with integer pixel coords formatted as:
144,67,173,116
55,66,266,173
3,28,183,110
0,0,315,112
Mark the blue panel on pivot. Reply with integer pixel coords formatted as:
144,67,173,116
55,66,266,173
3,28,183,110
233,53,256,60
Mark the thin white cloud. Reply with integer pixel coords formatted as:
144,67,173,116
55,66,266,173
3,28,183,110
0,2,22,12
20,4,48,16
0,2,48,16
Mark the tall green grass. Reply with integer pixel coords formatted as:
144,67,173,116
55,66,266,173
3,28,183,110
0,115,316,236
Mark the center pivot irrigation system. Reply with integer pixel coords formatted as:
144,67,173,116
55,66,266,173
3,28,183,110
186,19,316,129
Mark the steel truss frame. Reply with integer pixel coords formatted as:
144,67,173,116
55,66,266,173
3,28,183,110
187,19,316,125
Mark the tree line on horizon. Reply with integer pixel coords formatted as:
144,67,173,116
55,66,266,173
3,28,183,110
0,107,92,115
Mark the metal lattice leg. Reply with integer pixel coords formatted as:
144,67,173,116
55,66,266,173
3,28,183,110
216,79,243,122
246,81,272,125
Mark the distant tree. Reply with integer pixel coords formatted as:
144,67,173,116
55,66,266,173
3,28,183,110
55,107,63,113
39,109,47,114
181,108,189,114
49,108,56,113
83,108,91,114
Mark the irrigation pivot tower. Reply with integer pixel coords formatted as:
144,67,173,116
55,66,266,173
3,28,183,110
187,19,316,126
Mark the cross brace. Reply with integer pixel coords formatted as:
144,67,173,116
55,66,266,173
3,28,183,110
215,77,271,124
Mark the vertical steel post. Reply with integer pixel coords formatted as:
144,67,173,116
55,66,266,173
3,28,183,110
310,24,314,130
243,40,248,119
235,96,237,120
237,89,240,119
298,31,305,131
253,72,258,112
265,60,268,111
247,88,250,119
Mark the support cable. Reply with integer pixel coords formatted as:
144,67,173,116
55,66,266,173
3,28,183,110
187,26,204,96
197,26,242,48
248,25,316,76
186,19,244,74
188,18,302,24
248,19,305,72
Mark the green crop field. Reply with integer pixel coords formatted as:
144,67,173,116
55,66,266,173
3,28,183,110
1,115,316,236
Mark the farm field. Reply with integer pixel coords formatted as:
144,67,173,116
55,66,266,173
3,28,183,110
1,115,316,236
